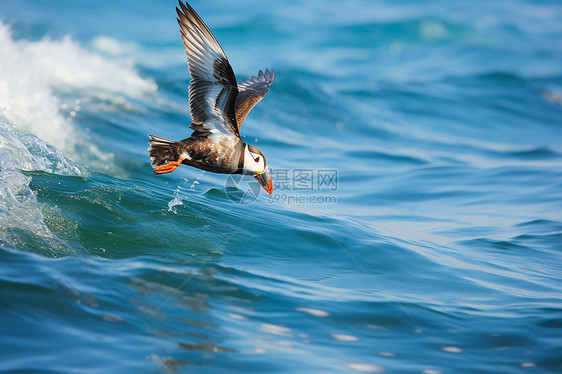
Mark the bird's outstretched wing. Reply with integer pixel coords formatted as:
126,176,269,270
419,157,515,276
235,69,275,129
176,1,240,145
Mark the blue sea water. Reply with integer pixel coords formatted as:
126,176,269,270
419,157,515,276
1,0,562,372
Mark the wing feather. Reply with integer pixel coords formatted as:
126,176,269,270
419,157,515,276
235,69,275,129
176,1,240,144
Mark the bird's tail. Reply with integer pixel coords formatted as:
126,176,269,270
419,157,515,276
147,135,181,167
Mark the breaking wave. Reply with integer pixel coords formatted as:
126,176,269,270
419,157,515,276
0,21,156,253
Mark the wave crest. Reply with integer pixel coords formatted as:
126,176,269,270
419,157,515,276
0,21,156,169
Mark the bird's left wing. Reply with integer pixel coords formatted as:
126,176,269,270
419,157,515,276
235,69,275,129
176,1,240,144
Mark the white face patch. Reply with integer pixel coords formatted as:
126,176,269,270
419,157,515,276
243,145,265,175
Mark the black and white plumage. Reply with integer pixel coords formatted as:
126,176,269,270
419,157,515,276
148,0,274,195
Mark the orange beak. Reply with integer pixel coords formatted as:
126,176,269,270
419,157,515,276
255,167,273,195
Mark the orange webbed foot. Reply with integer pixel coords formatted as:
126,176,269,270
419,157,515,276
153,157,185,174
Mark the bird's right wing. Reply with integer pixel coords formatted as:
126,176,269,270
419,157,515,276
235,69,275,129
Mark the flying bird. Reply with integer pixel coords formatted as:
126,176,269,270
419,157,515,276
148,0,274,195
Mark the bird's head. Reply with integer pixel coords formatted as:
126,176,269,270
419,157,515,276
243,144,273,195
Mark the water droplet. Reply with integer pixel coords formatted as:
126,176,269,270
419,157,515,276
346,363,385,372
331,334,358,342
295,307,329,318
227,313,248,321
441,346,462,353
378,352,395,357
258,323,293,337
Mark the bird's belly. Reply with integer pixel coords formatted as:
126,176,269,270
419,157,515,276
181,141,238,174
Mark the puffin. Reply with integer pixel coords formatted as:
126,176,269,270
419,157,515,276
148,0,274,195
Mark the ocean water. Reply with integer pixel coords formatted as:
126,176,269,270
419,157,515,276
1,0,561,372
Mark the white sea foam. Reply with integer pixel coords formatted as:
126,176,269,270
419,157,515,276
0,123,82,175
0,24,77,157
0,21,156,165
0,21,156,254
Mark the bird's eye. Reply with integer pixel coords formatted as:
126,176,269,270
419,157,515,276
254,157,260,163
